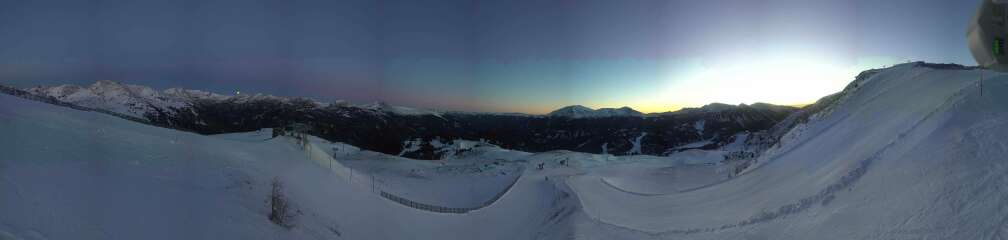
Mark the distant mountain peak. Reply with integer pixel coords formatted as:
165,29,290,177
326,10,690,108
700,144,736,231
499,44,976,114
548,105,643,118
360,101,391,110
93,79,120,86
699,103,736,112
357,101,443,117
551,105,592,112
646,102,798,117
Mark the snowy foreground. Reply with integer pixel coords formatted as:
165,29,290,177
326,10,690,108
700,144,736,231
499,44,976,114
2,63,1008,239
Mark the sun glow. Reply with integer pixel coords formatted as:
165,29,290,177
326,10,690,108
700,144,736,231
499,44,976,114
662,56,895,109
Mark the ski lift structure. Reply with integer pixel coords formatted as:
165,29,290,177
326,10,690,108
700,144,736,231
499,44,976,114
967,0,1008,95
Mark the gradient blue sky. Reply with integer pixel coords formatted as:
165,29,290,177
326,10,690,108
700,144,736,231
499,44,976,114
0,0,979,113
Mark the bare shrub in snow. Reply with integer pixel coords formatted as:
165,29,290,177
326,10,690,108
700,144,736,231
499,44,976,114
268,178,294,228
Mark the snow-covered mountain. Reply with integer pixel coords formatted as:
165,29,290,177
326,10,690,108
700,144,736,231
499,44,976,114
22,80,444,121
24,80,193,119
356,101,445,117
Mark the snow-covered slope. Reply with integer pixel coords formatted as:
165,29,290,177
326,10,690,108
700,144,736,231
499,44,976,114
547,105,644,118
0,93,572,240
564,62,1008,239
0,93,313,239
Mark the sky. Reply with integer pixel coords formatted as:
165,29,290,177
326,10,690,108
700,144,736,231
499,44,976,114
0,0,981,114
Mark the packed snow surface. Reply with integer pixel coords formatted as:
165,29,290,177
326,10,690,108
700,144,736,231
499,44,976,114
2,63,1008,239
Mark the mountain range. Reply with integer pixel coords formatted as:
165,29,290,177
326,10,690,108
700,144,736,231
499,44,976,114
5,79,805,159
